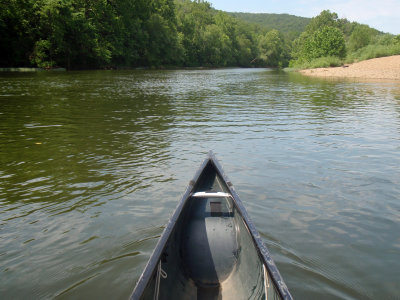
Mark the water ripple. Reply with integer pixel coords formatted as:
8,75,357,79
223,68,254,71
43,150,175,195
1,69,399,299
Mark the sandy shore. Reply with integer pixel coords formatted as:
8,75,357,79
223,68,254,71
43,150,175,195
300,55,400,80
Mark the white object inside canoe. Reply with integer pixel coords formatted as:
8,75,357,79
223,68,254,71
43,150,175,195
191,192,232,198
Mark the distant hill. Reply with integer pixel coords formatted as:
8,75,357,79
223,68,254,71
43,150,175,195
229,12,310,37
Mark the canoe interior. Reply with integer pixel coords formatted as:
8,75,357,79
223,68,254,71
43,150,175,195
135,160,284,300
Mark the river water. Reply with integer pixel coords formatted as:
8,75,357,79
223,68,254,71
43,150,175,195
0,69,399,299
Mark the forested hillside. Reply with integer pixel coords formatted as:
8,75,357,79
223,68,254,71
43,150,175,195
1,0,399,70
229,13,309,36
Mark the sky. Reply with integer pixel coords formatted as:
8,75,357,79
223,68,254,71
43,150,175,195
208,0,400,35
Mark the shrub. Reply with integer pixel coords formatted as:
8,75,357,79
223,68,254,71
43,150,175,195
347,43,400,62
290,56,343,69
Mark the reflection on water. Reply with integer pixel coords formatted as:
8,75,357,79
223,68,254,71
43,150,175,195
0,69,399,299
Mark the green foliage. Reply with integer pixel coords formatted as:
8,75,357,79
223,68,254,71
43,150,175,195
305,26,346,59
374,33,396,45
175,1,261,67
345,32,400,62
31,39,55,68
145,13,182,66
258,29,288,67
202,24,232,66
289,9,399,69
347,43,400,62
229,12,310,38
0,0,40,67
1,2,397,70
290,56,343,69
1,0,181,69
305,10,339,33
36,0,110,68
348,24,377,51
290,31,309,61
290,10,347,66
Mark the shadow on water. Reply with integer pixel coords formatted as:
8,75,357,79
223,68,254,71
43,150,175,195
0,71,176,210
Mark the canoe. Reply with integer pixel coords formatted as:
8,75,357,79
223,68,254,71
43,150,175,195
131,152,293,300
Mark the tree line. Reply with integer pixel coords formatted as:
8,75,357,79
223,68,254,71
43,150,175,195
1,0,399,70
0,0,290,69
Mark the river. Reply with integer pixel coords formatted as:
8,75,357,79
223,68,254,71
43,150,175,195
0,69,399,299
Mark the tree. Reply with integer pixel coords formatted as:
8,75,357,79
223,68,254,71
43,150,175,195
0,0,40,67
348,24,376,51
305,10,339,34
258,29,285,66
112,0,151,67
290,31,309,61
175,0,214,66
304,26,346,59
394,35,400,45
236,34,255,66
290,10,347,65
0,0,304,69
145,13,182,66
31,0,117,69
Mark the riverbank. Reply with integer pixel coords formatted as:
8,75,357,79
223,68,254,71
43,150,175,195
300,55,400,80
0,67,66,72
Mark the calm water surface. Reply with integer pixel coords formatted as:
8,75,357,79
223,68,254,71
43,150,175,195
0,69,399,299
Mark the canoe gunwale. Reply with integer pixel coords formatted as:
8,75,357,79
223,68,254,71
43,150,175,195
130,155,210,300
209,152,293,300
130,151,293,300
